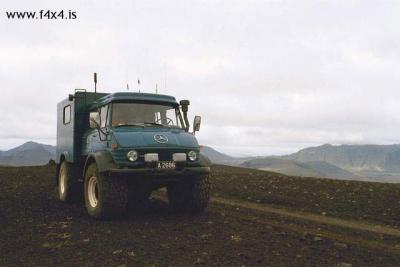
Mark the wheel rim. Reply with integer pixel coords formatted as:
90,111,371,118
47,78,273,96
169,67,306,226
88,176,99,207
59,166,66,195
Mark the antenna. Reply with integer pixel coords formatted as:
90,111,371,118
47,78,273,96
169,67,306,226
137,79,141,92
94,72,97,93
164,62,167,90
156,83,158,94
126,83,130,91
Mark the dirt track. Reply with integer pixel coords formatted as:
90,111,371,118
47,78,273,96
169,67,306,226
212,196,400,237
1,165,400,266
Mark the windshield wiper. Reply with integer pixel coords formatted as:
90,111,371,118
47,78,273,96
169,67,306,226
114,123,145,128
143,122,164,127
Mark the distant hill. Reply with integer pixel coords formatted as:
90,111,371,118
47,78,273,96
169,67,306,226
200,146,250,165
285,144,400,173
0,142,55,166
202,144,400,181
200,146,234,164
201,145,366,181
239,144,400,182
241,157,360,180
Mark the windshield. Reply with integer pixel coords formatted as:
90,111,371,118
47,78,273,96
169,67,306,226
111,103,182,128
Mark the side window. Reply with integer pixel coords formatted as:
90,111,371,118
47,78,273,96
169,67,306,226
63,105,71,125
100,105,109,128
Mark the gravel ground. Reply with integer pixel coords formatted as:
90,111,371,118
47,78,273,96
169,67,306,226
1,164,400,266
212,165,400,226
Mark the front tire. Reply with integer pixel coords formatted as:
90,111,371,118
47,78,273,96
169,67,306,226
167,175,211,213
84,163,128,219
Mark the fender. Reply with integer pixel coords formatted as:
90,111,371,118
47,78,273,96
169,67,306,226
83,150,117,177
56,151,73,164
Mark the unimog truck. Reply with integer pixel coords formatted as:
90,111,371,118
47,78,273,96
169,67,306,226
56,88,211,219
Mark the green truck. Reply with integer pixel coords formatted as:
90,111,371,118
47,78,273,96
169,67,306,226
56,88,211,219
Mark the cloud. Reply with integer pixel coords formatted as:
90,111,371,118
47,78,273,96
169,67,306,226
1,1,400,155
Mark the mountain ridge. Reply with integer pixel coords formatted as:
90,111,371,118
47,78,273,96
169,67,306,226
285,144,400,172
4,142,400,182
0,142,55,166
241,156,360,180
240,144,400,182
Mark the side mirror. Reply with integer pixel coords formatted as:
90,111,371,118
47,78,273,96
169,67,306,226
89,112,100,129
193,116,201,132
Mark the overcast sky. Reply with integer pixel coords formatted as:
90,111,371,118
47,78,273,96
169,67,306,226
1,1,400,156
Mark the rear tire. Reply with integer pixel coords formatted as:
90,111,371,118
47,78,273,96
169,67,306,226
58,161,80,203
167,175,210,213
84,163,128,219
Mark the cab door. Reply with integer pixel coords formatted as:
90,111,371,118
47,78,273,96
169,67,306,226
87,104,110,152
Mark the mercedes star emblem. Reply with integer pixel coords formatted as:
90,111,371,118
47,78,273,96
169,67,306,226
154,134,168,144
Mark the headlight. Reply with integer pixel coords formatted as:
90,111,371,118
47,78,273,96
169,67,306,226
127,150,138,162
187,151,197,161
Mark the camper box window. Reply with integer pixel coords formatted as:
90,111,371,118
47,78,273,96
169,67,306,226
63,105,71,125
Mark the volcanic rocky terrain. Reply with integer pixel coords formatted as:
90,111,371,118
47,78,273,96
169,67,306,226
1,164,400,266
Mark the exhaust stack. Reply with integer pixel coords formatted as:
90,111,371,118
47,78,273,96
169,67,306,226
94,72,97,93
180,100,190,131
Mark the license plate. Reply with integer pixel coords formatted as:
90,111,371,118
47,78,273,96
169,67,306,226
157,161,176,169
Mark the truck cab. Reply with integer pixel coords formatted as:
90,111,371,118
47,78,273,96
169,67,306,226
56,90,210,219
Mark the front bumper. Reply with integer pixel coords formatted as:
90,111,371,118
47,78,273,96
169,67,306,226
106,166,210,179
